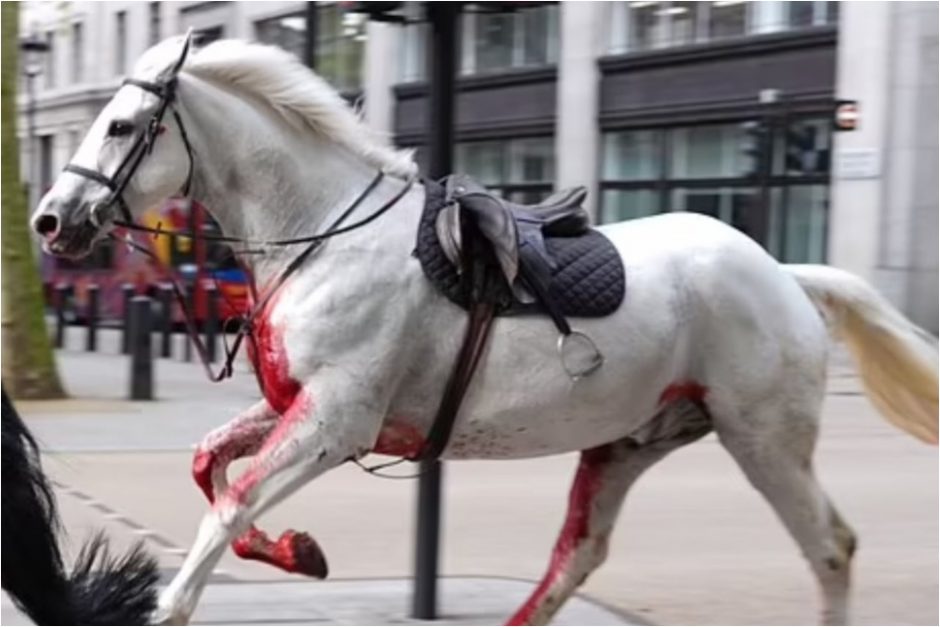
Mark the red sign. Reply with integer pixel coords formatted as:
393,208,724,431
834,100,859,131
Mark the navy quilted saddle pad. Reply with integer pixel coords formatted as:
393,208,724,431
414,177,625,318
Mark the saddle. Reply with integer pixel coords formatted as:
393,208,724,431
412,176,626,461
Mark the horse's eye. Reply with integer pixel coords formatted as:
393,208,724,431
107,120,135,137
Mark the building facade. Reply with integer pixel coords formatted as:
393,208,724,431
18,1,937,330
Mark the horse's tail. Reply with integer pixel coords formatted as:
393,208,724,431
1,388,160,625
784,264,938,445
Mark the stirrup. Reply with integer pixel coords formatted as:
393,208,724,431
557,330,604,381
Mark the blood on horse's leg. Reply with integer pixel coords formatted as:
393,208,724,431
506,441,676,626
190,401,326,577
231,527,327,577
157,387,351,624
192,401,277,503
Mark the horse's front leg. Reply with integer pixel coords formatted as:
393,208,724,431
191,400,328,576
155,380,380,625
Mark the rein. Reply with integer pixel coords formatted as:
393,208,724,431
65,70,415,384
116,172,414,384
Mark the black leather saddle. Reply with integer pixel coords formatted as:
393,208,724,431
415,175,625,321
411,175,625,461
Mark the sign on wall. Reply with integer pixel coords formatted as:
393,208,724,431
834,148,880,180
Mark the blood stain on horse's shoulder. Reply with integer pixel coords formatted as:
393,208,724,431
248,292,301,415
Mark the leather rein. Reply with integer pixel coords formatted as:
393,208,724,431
62,74,415,386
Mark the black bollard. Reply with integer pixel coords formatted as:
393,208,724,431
183,281,194,362
205,284,219,363
120,283,134,354
85,285,99,352
159,284,173,358
129,296,153,400
54,284,68,349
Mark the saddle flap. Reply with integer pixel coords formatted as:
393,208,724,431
435,202,463,270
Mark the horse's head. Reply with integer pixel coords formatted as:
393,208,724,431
31,33,194,258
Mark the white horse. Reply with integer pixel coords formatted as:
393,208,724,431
32,37,937,626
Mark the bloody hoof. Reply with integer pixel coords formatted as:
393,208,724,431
232,527,328,578
280,531,328,579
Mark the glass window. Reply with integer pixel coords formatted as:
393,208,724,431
455,137,555,200
671,125,750,179
39,135,54,194
71,23,83,83
474,11,514,72
610,1,837,54
149,2,162,46
519,4,556,66
627,2,664,51
399,2,428,82
256,13,308,62
772,185,827,263
668,2,698,47
603,130,661,181
508,138,554,184
788,1,815,27
462,4,558,75
44,31,55,88
709,1,748,40
115,11,127,76
456,141,505,186
672,187,766,240
602,190,660,222
256,6,365,91
317,4,366,91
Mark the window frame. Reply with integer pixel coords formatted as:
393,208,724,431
598,117,832,262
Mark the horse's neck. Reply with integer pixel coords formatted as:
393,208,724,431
179,76,379,284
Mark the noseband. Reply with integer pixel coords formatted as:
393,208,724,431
63,76,195,227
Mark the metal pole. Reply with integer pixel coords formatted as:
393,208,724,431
412,3,458,620
54,284,68,349
129,296,154,400
183,280,194,362
205,283,218,363
121,283,134,354
304,2,318,70
159,284,173,358
86,285,99,352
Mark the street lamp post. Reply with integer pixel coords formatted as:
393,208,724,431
20,34,49,211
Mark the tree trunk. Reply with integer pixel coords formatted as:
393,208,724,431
1,2,65,399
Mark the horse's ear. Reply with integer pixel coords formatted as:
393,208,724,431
169,29,193,77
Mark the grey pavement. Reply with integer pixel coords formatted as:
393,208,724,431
3,328,938,625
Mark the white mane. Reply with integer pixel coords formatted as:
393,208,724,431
139,38,417,178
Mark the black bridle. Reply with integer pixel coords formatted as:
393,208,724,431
64,76,195,227
63,64,415,385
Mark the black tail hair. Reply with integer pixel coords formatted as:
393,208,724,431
1,387,160,625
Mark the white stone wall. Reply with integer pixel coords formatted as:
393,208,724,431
831,1,938,332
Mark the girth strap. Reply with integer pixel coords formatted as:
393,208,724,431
412,301,496,461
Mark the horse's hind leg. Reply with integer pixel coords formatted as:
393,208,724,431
508,412,710,626
715,402,856,625
191,401,327,576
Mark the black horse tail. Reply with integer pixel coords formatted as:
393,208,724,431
1,388,160,625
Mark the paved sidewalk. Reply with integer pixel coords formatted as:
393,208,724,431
3,577,632,625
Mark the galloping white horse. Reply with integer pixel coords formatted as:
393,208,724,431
32,37,937,625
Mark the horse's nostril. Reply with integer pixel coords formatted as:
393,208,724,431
35,214,60,238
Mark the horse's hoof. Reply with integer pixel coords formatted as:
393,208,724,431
151,602,189,625
280,530,329,579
